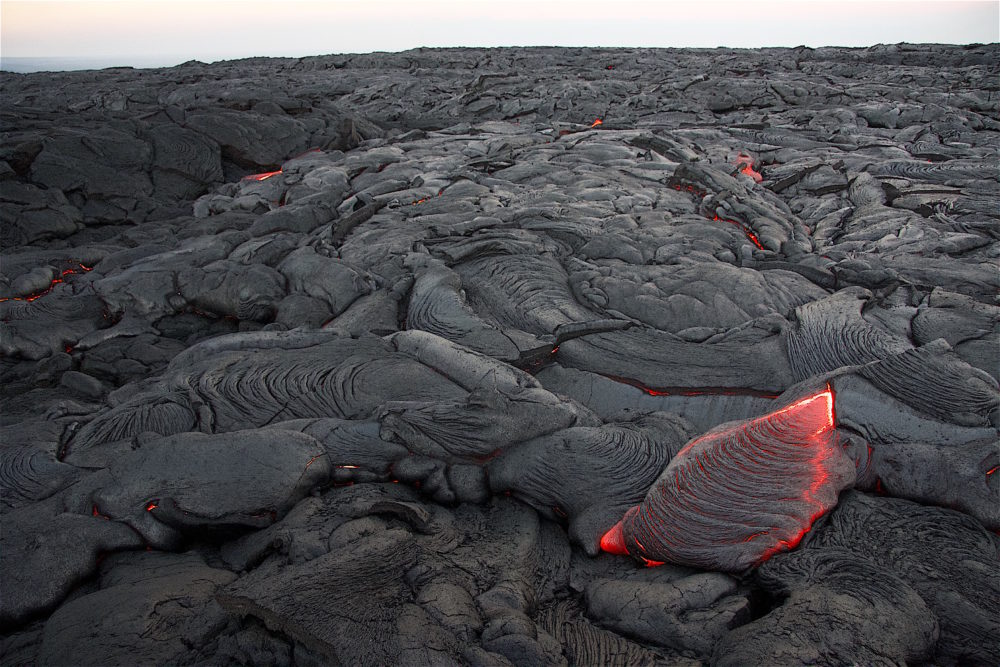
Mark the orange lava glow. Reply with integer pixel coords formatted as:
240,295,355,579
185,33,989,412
0,264,93,303
590,118,603,128
600,520,629,555
145,502,158,511
304,454,324,470
242,170,282,182
410,188,446,206
753,387,837,564
712,215,765,251
735,153,763,183
987,465,998,477
668,178,764,250
601,386,840,568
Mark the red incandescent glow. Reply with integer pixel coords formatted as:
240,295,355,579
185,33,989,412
242,170,282,182
590,118,603,128
0,264,93,303
714,215,765,251
601,386,838,568
735,153,763,183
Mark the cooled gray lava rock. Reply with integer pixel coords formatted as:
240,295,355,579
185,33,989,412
1,43,998,665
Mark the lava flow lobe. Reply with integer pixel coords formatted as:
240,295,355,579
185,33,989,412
602,386,856,571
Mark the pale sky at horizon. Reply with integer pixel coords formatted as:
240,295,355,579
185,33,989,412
1,0,997,67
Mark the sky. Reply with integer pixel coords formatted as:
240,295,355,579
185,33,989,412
1,0,997,70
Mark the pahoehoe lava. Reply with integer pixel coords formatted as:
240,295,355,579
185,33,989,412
1,44,998,666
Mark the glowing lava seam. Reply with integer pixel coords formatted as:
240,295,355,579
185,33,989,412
601,385,855,572
0,264,93,303
242,170,282,182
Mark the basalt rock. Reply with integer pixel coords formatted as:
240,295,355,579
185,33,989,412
2,44,998,665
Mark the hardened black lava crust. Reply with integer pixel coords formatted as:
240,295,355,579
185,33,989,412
1,44,998,666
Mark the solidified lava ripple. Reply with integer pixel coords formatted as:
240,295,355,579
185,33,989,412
1,44,998,667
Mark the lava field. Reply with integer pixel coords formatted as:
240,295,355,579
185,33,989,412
1,44,998,666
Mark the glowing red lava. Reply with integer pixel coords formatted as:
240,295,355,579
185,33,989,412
242,170,282,182
600,521,628,554
735,153,763,183
302,454,325,470
410,188,446,206
590,118,603,128
713,215,765,251
601,386,846,570
668,179,764,250
0,264,93,303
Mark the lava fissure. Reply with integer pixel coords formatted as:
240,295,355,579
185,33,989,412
603,374,781,399
0,264,93,303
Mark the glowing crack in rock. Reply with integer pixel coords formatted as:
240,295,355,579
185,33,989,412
409,188,446,206
735,153,763,183
590,118,603,128
713,214,765,251
601,386,856,571
0,264,93,303
667,178,764,250
242,170,282,182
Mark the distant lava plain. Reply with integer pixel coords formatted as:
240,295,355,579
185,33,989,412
1,45,998,666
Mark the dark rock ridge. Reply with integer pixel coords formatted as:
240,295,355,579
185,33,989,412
1,44,998,665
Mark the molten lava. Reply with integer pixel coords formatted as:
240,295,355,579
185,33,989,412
713,215,765,251
242,170,282,182
601,385,854,571
590,118,603,128
735,153,763,183
410,188,446,206
0,264,93,303
668,178,765,250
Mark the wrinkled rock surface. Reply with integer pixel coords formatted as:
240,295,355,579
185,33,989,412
2,44,998,665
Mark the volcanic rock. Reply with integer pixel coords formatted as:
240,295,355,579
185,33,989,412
1,43,998,665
